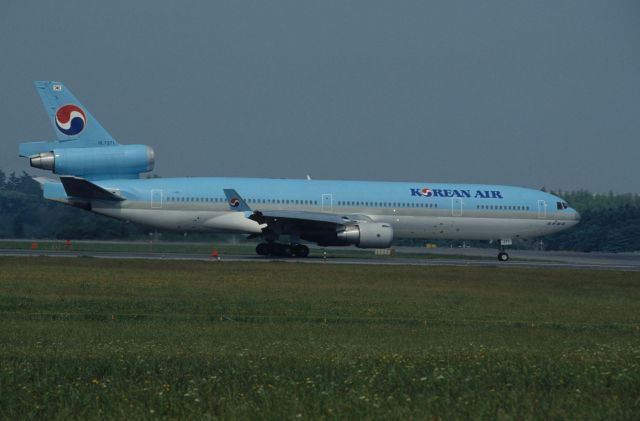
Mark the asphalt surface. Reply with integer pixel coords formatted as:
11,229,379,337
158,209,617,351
1,246,639,271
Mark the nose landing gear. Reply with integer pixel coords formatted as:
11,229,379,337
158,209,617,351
497,238,512,262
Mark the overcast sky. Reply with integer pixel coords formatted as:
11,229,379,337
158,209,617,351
1,1,638,193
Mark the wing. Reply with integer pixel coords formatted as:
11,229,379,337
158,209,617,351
250,210,367,226
221,188,390,247
249,209,376,246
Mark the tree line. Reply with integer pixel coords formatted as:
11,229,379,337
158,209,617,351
1,170,639,252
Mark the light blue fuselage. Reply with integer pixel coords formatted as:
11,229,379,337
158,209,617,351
44,177,580,240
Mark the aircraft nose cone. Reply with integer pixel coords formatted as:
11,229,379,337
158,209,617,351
573,209,581,221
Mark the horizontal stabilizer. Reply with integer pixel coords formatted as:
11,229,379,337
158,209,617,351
60,176,124,201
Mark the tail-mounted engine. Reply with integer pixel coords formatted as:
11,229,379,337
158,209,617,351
29,145,154,178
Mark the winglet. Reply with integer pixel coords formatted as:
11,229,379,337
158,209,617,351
223,189,252,212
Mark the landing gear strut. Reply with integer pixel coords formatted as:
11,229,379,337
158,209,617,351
256,242,309,257
497,239,511,262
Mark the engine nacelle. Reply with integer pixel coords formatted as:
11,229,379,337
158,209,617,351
336,223,394,248
30,145,154,177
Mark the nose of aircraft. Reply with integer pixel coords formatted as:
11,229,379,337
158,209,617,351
571,208,581,221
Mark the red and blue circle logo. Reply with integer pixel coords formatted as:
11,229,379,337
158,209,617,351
229,198,240,207
55,104,86,136
419,188,433,197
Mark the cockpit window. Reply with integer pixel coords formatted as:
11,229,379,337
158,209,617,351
556,202,569,210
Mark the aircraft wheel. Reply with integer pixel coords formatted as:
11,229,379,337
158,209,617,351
498,252,510,262
292,244,309,258
256,243,269,256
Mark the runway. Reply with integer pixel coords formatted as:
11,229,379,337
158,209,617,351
1,245,638,271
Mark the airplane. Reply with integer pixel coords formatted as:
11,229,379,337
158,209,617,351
19,81,580,261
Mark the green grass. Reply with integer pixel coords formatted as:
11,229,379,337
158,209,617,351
1,257,639,419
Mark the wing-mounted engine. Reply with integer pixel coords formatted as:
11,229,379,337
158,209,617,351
336,223,394,248
29,145,154,179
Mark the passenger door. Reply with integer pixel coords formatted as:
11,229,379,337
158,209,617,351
537,200,547,218
451,198,463,216
151,189,163,209
321,193,333,212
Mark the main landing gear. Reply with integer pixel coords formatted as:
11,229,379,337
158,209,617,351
498,251,510,262
256,242,310,257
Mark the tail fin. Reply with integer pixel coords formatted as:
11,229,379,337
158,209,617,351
20,81,119,157
35,81,118,145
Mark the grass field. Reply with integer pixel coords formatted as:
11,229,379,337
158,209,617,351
1,257,639,419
